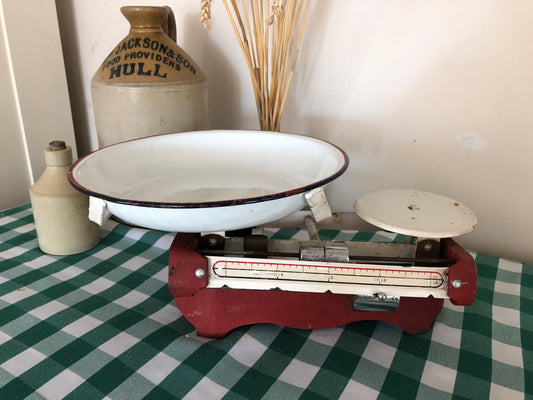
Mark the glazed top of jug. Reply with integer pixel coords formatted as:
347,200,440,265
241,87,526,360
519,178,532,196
92,6,206,84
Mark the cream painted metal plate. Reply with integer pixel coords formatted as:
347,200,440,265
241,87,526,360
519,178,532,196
354,189,477,238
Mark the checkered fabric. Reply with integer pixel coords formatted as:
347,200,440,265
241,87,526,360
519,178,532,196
0,204,531,399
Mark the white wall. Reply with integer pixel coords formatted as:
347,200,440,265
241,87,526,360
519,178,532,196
56,0,533,264
0,11,30,209
0,0,76,210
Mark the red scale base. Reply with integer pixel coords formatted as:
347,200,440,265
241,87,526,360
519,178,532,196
168,233,476,338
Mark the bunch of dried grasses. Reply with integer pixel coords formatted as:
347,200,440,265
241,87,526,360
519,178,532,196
202,0,310,131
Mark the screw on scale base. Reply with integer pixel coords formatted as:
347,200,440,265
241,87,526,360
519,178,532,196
452,279,463,289
195,268,206,278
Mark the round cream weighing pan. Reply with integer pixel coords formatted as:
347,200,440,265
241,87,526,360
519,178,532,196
68,130,349,232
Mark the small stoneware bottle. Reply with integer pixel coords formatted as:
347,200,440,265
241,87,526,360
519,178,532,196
29,141,100,255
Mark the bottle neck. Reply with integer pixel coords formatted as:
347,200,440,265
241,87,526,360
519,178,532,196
128,27,164,35
121,6,167,34
44,146,72,167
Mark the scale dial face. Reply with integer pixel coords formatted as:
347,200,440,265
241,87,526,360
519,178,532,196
206,256,449,299
354,189,477,238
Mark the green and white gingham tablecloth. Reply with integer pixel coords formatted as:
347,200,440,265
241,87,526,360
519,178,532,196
0,204,531,399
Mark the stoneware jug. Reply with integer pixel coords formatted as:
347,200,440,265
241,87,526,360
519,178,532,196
29,141,100,255
91,6,208,147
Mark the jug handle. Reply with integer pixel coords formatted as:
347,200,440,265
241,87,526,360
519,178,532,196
163,6,177,42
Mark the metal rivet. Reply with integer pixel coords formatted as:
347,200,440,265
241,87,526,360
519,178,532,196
376,292,387,301
195,268,206,278
452,279,462,289
424,243,433,251
208,237,218,247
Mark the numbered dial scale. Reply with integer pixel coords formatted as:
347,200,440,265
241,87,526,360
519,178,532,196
206,241,449,299
168,190,478,338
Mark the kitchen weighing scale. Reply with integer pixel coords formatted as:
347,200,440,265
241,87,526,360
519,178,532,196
69,130,477,338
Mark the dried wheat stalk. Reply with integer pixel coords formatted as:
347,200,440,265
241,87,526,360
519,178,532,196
201,0,213,29
203,0,310,131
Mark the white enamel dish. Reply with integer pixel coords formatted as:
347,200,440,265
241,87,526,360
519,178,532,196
69,130,348,232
